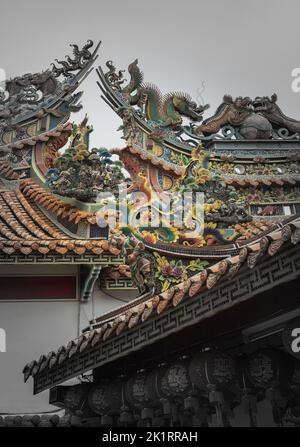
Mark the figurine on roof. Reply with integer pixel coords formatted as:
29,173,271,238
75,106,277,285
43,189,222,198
46,117,127,203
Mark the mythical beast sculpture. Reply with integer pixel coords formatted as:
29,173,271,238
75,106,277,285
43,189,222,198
253,93,300,135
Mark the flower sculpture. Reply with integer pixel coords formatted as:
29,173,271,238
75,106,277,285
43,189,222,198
154,252,209,292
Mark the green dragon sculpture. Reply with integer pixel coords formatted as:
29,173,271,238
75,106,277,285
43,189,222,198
195,94,272,139
120,59,208,127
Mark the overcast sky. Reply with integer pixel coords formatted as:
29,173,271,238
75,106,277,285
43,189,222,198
1,0,300,148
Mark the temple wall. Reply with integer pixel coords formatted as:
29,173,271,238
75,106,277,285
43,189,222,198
0,264,136,413
0,300,78,413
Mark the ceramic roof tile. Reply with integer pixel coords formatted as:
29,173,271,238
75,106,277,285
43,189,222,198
0,186,120,256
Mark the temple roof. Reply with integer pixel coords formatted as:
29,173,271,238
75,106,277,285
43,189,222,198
0,42,296,391
0,41,123,260
0,40,100,149
23,215,300,387
0,184,120,257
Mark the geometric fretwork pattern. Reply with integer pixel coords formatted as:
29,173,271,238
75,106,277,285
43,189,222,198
0,253,124,265
34,245,300,394
100,278,135,290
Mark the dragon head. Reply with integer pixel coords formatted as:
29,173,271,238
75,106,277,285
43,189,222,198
172,93,209,122
252,93,278,114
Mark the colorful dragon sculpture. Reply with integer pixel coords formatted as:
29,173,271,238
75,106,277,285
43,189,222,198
118,59,209,127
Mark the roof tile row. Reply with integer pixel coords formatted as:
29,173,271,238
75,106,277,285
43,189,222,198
20,179,97,225
0,187,120,256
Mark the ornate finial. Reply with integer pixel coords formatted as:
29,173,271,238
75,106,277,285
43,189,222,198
51,40,95,78
104,61,126,91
